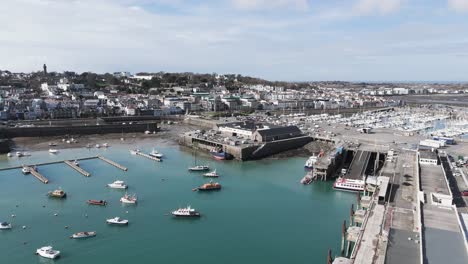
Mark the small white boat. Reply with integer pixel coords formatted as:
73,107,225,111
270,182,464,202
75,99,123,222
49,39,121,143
95,144,101,148
144,130,151,134
106,217,129,225
49,149,58,154
6,152,12,157
149,148,163,159
22,166,31,174
120,193,137,204
73,160,79,166
203,170,219,177
0,222,12,230
130,149,140,155
16,152,23,157
107,180,128,189
36,246,60,259
70,231,96,239
48,142,57,146
103,143,109,148
189,165,210,171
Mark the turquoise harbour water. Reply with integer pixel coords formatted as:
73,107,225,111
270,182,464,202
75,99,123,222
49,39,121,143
0,145,354,264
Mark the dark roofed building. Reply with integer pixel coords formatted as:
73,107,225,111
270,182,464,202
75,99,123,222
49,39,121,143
252,125,302,142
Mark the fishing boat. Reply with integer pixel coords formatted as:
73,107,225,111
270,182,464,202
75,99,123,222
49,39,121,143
48,149,59,154
120,193,137,204
107,180,128,189
188,165,210,172
48,189,67,198
106,217,129,225
149,148,163,158
36,246,60,259
203,170,219,177
171,206,201,217
70,231,97,239
196,180,221,191
0,222,12,230
22,166,31,174
87,200,107,206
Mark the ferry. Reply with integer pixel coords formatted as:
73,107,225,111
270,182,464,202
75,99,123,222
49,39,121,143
188,165,210,172
48,189,67,198
304,155,318,170
120,193,137,204
333,177,365,192
70,231,97,239
87,200,107,206
106,217,129,225
36,246,60,259
196,180,221,191
171,206,201,217
107,180,128,189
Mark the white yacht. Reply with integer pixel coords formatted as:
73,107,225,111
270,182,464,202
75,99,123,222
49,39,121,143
149,148,163,158
106,217,129,225
171,206,201,217
0,222,12,230
49,149,58,154
188,165,210,172
120,193,137,204
21,166,31,174
107,180,128,189
333,177,365,192
203,170,219,177
36,246,60,259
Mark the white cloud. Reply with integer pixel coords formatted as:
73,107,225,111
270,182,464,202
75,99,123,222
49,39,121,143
448,0,468,12
231,0,309,11
353,0,403,15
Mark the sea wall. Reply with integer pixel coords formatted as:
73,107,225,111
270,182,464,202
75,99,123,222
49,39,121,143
0,123,159,138
0,139,10,154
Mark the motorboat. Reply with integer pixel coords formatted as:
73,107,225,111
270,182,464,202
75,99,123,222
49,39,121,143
188,165,210,172
48,189,67,198
107,180,128,189
36,246,60,259
0,222,12,230
103,143,109,148
106,217,129,225
73,160,79,166
196,181,221,191
87,200,107,206
95,144,101,148
70,231,97,239
48,142,57,147
304,155,318,170
130,149,140,155
149,148,163,159
16,152,23,157
203,170,219,177
49,149,59,154
120,193,137,204
22,166,31,174
6,152,12,157
171,206,201,217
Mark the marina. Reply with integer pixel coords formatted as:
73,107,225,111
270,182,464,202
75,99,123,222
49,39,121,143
97,155,128,171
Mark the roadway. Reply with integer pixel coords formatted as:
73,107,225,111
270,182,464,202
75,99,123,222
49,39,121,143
345,150,371,180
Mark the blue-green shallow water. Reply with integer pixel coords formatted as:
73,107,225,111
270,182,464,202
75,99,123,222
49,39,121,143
0,145,354,263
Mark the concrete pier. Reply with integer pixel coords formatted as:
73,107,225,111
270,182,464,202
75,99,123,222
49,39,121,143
135,151,161,162
64,160,91,177
98,156,128,171
28,167,49,184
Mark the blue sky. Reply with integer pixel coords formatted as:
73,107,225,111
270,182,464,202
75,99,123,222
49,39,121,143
1,0,468,81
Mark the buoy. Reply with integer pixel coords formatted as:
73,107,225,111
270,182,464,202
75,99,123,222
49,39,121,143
126,211,129,214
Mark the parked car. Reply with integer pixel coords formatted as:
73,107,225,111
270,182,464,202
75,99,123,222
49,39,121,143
461,190,468,197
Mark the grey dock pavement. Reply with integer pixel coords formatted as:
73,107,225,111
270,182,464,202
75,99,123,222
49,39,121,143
98,156,128,171
64,160,91,177
28,166,49,184
135,151,161,162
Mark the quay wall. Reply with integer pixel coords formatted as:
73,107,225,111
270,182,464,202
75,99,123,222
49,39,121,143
0,123,159,138
0,139,11,154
